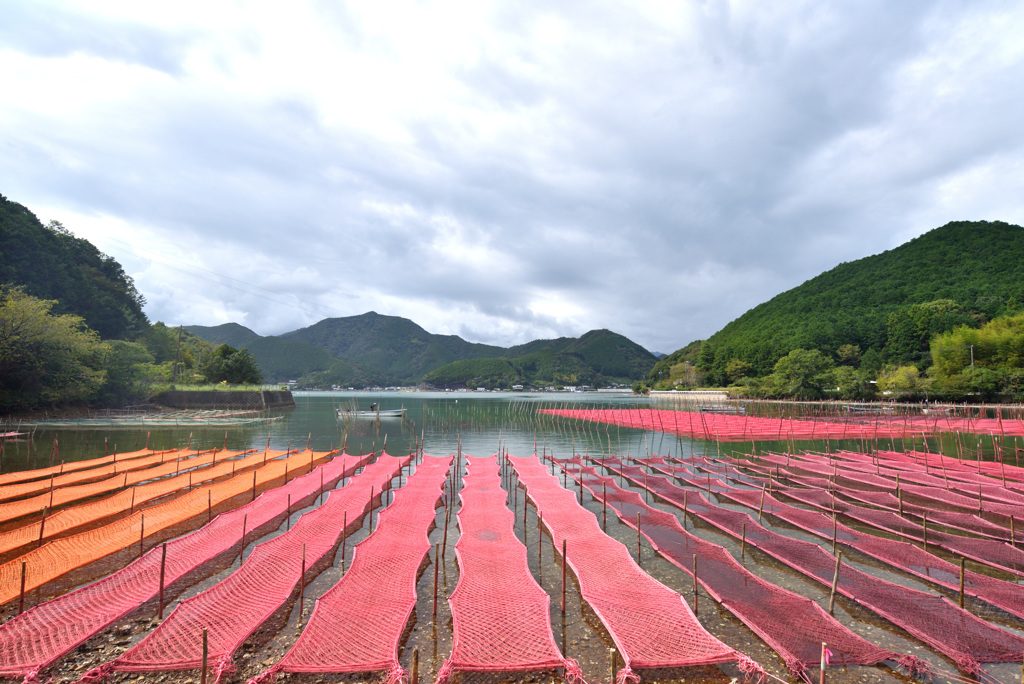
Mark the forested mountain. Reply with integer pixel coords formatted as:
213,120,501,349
184,322,259,347
281,312,505,385
186,316,655,388
0,194,147,339
693,220,1024,385
422,330,657,389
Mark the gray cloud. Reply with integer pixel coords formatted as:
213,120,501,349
2,0,1023,354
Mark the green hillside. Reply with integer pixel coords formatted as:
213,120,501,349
694,220,1024,385
282,312,504,385
422,329,656,389
0,194,147,339
185,323,259,347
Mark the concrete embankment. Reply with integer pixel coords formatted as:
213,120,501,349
152,390,296,410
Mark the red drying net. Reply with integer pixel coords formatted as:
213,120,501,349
435,455,578,684
0,449,254,526
705,477,1024,623
719,458,1024,577
509,455,756,684
79,454,410,683
559,459,906,683
609,462,1024,677
0,449,270,556
0,449,328,605
539,408,915,442
877,448,1024,484
0,452,371,681
0,448,175,489
250,455,452,684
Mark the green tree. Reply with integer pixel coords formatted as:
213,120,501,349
0,288,106,408
876,365,927,396
836,344,861,366
96,340,155,404
200,344,263,384
764,349,835,399
724,358,753,383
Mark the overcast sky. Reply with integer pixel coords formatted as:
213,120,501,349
3,1,1023,354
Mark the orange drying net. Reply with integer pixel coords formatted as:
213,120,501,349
0,450,269,556
0,449,330,605
0,448,204,504
509,455,756,684
0,453,372,681
78,454,411,684
0,448,172,489
435,455,580,684
251,455,452,684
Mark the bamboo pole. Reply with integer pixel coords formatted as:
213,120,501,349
18,561,26,615
692,554,698,615
959,556,966,608
200,628,208,684
239,514,247,565
299,543,306,624
432,543,440,621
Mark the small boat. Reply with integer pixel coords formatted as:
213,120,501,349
336,407,406,419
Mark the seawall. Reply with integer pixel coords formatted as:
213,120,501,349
152,390,296,411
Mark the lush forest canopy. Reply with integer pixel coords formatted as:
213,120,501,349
0,196,264,411
648,220,1024,400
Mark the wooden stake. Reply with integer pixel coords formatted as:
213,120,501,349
342,511,347,571
200,628,208,684
828,551,842,613
139,514,145,557
538,512,543,568
561,539,567,616
37,508,47,548
819,642,827,684
610,648,619,684
692,554,698,615
442,494,449,557
286,494,291,531
299,543,306,623
602,481,607,531
411,649,419,684
959,556,966,608
922,512,928,550
18,561,26,615
158,542,167,619
758,485,766,523
832,514,838,555
432,542,440,621
636,513,642,568
207,491,212,523
741,523,746,561
1011,515,1016,548
252,470,257,501
240,514,247,565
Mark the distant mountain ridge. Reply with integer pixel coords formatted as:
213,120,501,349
187,314,654,387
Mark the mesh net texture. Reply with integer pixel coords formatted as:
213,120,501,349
717,458,1024,577
0,452,371,680
82,453,411,683
560,459,905,683
0,448,174,489
540,408,918,442
0,449,331,605
701,473,1024,622
0,449,200,504
253,454,453,683
436,455,575,684
607,462,1024,676
0,449,263,555
509,455,751,683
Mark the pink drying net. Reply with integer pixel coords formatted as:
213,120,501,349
0,452,370,682
250,455,452,684
559,458,906,683
78,454,409,683
609,461,1024,677
435,455,579,684
509,455,756,684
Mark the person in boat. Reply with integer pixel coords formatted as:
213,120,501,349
369,403,377,411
